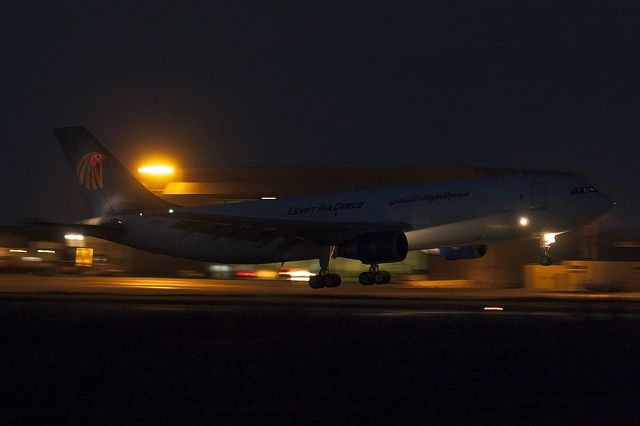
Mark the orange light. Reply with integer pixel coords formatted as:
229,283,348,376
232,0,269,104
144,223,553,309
75,247,93,267
138,165,175,176
256,270,278,279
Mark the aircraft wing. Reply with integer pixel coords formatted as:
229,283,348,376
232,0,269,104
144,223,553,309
21,213,410,250
166,210,411,247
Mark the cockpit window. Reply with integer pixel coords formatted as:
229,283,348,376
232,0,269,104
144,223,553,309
570,186,598,194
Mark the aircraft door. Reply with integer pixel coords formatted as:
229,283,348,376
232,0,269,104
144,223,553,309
530,183,547,210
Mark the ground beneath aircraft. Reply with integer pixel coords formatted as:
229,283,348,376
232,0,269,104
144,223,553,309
1,276,640,424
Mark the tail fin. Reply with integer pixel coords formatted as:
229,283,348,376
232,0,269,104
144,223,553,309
55,127,174,217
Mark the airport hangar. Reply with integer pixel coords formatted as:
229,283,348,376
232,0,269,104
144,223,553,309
1,167,637,289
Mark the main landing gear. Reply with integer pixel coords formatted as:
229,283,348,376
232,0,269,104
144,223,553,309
307,248,394,288
359,264,392,285
308,246,342,289
308,270,341,289
538,233,556,266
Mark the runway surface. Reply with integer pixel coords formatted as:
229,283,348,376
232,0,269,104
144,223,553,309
2,275,640,424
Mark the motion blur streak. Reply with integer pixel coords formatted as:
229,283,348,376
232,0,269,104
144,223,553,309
2,276,640,302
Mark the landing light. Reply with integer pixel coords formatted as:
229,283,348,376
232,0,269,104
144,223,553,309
519,217,529,227
138,165,175,176
168,209,174,214
261,197,277,200
543,233,556,244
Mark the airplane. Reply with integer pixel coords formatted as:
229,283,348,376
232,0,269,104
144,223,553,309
52,127,613,288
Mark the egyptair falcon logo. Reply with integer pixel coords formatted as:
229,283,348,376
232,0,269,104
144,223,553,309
76,152,106,190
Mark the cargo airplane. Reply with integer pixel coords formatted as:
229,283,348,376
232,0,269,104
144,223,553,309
52,127,613,288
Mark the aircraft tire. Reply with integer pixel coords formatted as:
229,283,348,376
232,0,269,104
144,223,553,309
374,271,387,284
308,276,325,289
324,273,341,287
539,254,554,266
359,272,374,286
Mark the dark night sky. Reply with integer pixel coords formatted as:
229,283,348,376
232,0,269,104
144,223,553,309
1,1,638,226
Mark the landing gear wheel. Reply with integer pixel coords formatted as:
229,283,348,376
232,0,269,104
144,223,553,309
309,272,341,289
359,272,375,286
538,234,557,267
309,246,342,289
380,271,391,284
374,271,387,284
360,265,392,285
539,254,553,266
324,273,341,288
308,276,324,289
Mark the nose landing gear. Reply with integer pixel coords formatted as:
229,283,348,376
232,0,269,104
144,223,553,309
539,233,556,266
359,264,392,285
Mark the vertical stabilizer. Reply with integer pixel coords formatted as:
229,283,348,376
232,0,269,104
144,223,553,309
55,127,174,217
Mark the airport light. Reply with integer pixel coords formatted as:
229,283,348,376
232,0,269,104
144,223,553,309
64,233,85,241
519,217,529,227
279,269,316,282
138,165,175,176
261,196,277,200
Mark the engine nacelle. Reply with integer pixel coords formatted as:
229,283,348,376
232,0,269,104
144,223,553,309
438,245,487,260
336,232,408,264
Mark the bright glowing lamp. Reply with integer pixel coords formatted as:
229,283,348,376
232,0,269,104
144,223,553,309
138,165,175,176
64,233,85,241
519,217,529,227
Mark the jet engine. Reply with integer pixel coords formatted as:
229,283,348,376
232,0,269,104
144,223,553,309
336,232,408,264
438,245,487,260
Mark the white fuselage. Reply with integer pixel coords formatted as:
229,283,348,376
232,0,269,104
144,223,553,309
94,174,612,264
